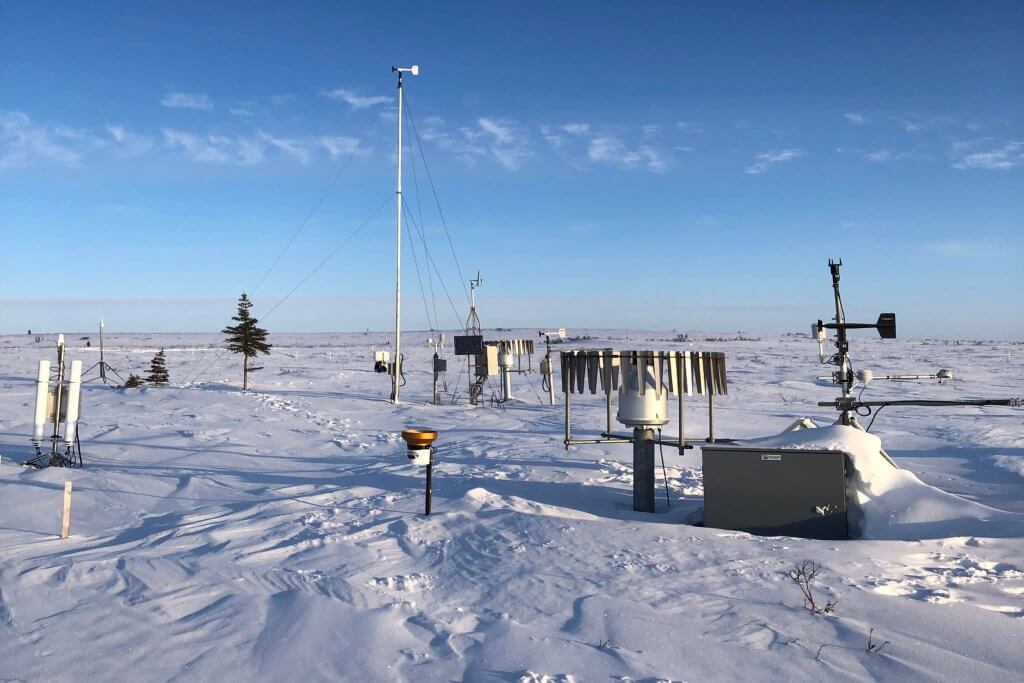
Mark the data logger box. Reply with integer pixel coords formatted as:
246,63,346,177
701,446,849,540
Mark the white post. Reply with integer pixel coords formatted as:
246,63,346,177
33,360,51,442
99,317,106,383
393,70,404,404
391,65,419,403
65,360,83,446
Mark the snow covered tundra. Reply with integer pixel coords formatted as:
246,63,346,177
0,331,1022,681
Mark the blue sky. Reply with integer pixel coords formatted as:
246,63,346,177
1,2,1021,338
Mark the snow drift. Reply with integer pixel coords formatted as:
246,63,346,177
737,424,1024,540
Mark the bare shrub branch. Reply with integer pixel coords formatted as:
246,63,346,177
789,560,838,614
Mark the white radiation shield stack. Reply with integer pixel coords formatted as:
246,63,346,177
64,360,83,444
33,360,51,442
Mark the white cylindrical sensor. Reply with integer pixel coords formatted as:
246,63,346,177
617,363,669,427
408,446,431,466
33,360,51,441
64,360,83,444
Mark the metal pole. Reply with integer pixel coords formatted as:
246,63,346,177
545,338,555,405
564,372,571,450
51,338,66,459
829,260,853,426
678,390,686,453
425,460,432,515
707,391,715,443
633,427,655,513
99,318,106,383
606,388,613,435
433,352,440,405
391,68,403,405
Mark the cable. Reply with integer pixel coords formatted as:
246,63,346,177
865,405,884,432
657,428,670,508
172,148,362,392
402,205,435,332
521,367,546,404
261,191,393,320
404,95,471,305
164,192,392,401
252,146,362,294
402,201,464,327
404,107,442,330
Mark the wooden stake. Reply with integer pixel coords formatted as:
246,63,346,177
60,481,72,539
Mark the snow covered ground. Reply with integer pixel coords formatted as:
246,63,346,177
0,330,1022,681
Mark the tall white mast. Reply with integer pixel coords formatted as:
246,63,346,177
391,64,419,404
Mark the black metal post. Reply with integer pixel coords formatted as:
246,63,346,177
425,460,432,515
633,427,655,512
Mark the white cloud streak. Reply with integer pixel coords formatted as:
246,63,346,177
476,118,532,170
318,136,361,160
160,92,214,111
0,111,83,169
950,139,1023,170
744,148,803,174
843,112,866,125
320,88,392,110
588,136,667,173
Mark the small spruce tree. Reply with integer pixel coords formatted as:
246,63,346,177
222,293,272,390
124,373,144,388
146,349,170,386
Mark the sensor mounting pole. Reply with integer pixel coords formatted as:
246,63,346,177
391,64,419,404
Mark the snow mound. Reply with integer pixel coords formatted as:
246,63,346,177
992,455,1024,480
738,425,1024,540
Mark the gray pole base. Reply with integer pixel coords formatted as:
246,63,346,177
633,427,656,512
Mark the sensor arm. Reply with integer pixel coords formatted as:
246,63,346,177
819,397,1023,411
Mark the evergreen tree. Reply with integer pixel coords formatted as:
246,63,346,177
145,349,169,386
124,373,144,388
222,293,272,390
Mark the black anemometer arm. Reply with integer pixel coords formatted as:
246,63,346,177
820,397,1024,412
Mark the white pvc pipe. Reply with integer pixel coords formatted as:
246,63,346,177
33,360,51,441
64,360,83,444
393,71,404,404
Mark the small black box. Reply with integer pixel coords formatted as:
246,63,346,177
454,335,484,356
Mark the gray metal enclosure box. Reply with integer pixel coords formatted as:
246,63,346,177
702,446,849,540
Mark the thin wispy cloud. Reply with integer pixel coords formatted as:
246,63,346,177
0,111,82,169
420,117,531,170
162,129,265,165
320,88,392,110
270,94,295,105
950,138,1023,170
162,128,358,166
843,112,866,125
106,125,153,157
477,117,532,170
744,148,803,174
539,122,591,149
836,147,908,163
676,121,704,134
258,131,313,165
318,136,361,160
160,92,214,111
588,136,667,173
229,107,254,117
